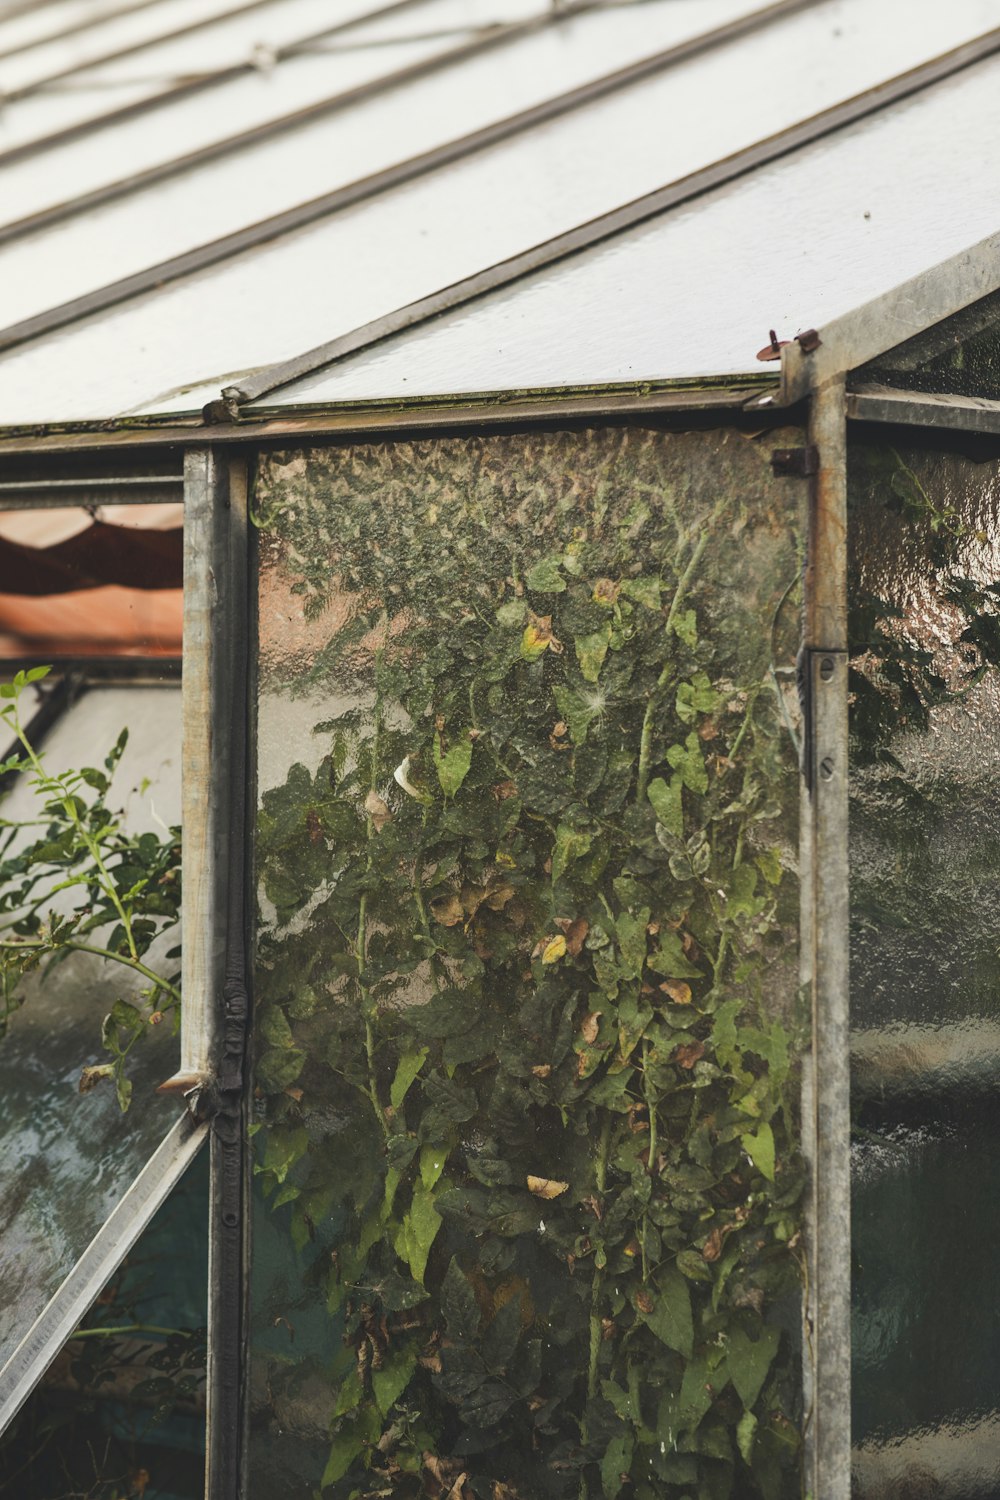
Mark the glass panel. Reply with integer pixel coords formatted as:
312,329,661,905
853,287,1000,401
4,12,1000,424
252,427,806,1498
848,436,1000,1495
252,52,1000,412
0,1147,208,1497
3,0,1000,361
0,0,762,231
0,681,183,1371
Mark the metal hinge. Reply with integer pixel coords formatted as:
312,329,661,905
772,445,819,478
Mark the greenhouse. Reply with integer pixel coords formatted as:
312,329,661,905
0,0,999,1497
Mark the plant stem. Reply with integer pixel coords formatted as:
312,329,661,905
67,1324,184,1340
636,521,715,804
0,938,181,1003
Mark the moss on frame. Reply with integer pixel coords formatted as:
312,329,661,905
249,425,808,1500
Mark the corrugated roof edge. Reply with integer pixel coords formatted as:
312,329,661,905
0,377,780,455
209,22,1000,419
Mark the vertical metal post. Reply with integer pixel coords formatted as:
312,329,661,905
182,449,251,1500
800,377,851,1498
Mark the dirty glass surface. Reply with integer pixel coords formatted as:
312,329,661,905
251,426,807,1499
0,686,182,1369
848,438,1000,1497
853,288,1000,401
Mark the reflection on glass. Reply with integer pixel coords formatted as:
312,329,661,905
849,438,1000,1496
252,428,806,1498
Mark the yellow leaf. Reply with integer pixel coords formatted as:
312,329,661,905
660,980,692,1005
527,1175,569,1199
541,935,567,964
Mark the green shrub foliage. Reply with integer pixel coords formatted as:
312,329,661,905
251,429,806,1500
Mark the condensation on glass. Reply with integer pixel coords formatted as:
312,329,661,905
251,427,807,1498
848,436,1000,1497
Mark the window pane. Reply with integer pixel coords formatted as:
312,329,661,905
251,427,806,1498
849,436,1000,1495
0,681,183,1374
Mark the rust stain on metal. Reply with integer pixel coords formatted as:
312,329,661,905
796,328,822,354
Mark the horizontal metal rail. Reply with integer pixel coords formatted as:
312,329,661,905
0,380,777,454
848,386,1000,434
223,24,1000,411
0,0,819,250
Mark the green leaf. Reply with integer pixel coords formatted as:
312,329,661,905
419,1144,448,1191
433,731,473,798
755,846,783,886
372,1351,416,1416
390,1047,429,1110
648,775,683,837
552,821,594,884
678,1349,714,1427
496,598,527,627
321,1423,364,1488
637,1269,693,1357
525,556,566,592
737,1408,758,1465
553,684,599,745
727,1325,780,1409
24,666,51,684
741,1122,775,1181
575,625,611,682
667,733,708,794
332,1368,363,1418
601,1433,634,1499
395,1181,442,1286
441,1256,481,1341
671,607,698,646
621,575,661,611
676,672,722,725
615,906,650,978
648,931,703,980
676,1249,714,1283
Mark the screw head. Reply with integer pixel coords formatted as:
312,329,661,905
819,656,835,682
820,756,835,780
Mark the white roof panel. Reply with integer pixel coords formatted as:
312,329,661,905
0,0,996,422
0,0,760,235
260,52,1000,404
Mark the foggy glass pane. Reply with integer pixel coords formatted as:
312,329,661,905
252,428,806,1498
849,438,1000,1496
853,287,1000,401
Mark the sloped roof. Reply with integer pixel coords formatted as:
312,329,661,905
0,0,997,430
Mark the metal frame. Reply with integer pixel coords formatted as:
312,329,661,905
799,378,851,1500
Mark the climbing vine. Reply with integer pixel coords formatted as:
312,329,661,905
251,429,807,1500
